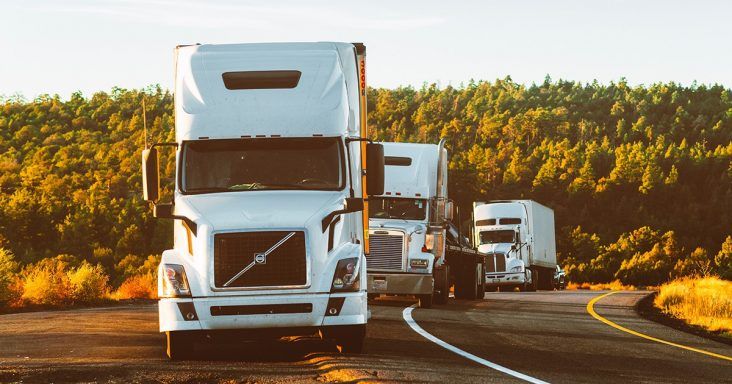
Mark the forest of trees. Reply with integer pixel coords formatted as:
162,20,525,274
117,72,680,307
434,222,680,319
0,78,730,307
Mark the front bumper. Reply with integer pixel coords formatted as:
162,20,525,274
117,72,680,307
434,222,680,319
485,272,525,286
159,291,366,333
367,272,433,295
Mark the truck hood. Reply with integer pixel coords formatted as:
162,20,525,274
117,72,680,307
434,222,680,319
369,219,425,235
180,191,344,231
478,243,512,255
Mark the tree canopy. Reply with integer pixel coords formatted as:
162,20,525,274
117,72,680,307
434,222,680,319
0,78,730,286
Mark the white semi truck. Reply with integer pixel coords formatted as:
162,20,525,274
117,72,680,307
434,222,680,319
367,141,487,308
141,42,385,359
473,200,556,292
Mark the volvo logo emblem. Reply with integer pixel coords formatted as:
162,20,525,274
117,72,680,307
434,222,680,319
254,253,266,264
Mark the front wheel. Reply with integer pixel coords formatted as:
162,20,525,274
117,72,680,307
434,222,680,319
166,331,195,360
434,266,450,305
418,294,433,308
335,325,366,354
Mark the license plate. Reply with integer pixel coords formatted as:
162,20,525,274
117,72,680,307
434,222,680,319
492,279,500,283
373,278,387,291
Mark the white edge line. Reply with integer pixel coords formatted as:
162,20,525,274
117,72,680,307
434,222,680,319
402,305,550,384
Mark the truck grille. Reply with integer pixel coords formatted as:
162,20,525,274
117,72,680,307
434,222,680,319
367,233,404,271
486,253,506,273
214,231,307,288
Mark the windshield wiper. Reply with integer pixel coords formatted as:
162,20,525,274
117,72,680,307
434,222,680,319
228,183,310,191
186,187,231,194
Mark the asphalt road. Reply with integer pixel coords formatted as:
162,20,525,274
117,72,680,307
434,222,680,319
1,291,730,383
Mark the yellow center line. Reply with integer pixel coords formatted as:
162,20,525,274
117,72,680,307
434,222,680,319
586,291,732,363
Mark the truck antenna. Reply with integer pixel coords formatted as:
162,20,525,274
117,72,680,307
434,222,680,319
142,96,148,149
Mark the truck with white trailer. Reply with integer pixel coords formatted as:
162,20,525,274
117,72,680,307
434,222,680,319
141,42,385,359
473,200,556,291
367,141,487,307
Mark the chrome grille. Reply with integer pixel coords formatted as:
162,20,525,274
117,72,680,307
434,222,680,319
486,254,506,273
214,231,306,288
367,233,404,271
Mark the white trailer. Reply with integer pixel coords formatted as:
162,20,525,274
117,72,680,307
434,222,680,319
367,141,487,307
473,200,556,291
141,42,385,359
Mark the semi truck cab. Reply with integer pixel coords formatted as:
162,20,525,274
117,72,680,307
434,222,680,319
473,200,557,292
141,42,385,359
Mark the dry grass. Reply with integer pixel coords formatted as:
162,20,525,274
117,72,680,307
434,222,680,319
654,276,732,337
566,279,637,291
112,273,157,300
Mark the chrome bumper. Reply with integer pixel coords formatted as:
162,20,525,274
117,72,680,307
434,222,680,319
367,273,433,295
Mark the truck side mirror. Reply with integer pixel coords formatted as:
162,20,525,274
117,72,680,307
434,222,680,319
344,197,364,212
142,148,159,202
366,143,385,196
445,200,454,222
153,203,174,219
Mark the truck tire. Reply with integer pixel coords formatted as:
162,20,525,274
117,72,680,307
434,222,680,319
455,263,478,300
334,324,366,354
166,331,195,360
476,262,485,298
434,266,449,305
486,286,498,292
526,268,538,292
538,267,554,290
418,294,433,308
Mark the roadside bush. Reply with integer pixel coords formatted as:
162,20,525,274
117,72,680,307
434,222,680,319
113,272,157,299
566,280,636,291
67,261,110,303
21,257,72,305
655,277,732,336
0,248,21,306
715,236,732,280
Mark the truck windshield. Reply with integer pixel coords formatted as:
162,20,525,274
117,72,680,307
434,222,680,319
369,198,427,220
479,230,515,244
181,137,344,193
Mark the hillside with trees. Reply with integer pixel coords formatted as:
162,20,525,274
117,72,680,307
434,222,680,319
0,78,730,307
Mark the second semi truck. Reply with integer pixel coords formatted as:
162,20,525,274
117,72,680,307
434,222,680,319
367,141,486,307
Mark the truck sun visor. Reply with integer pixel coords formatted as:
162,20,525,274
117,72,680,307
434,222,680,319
222,70,302,90
384,156,412,166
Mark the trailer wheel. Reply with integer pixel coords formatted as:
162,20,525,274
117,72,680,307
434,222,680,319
418,294,433,308
538,267,554,290
166,331,195,360
476,262,485,298
434,266,449,305
455,263,478,300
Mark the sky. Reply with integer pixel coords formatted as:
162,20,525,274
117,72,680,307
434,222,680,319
1,0,731,99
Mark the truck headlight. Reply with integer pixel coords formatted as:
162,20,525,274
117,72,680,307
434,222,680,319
331,257,360,292
424,234,435,251
410,259,429,269
510,266,523,273
161,264,191,298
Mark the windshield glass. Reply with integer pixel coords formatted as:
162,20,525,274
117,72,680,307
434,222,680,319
479,230,515,244
181,137,344,193
369,198,427,220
